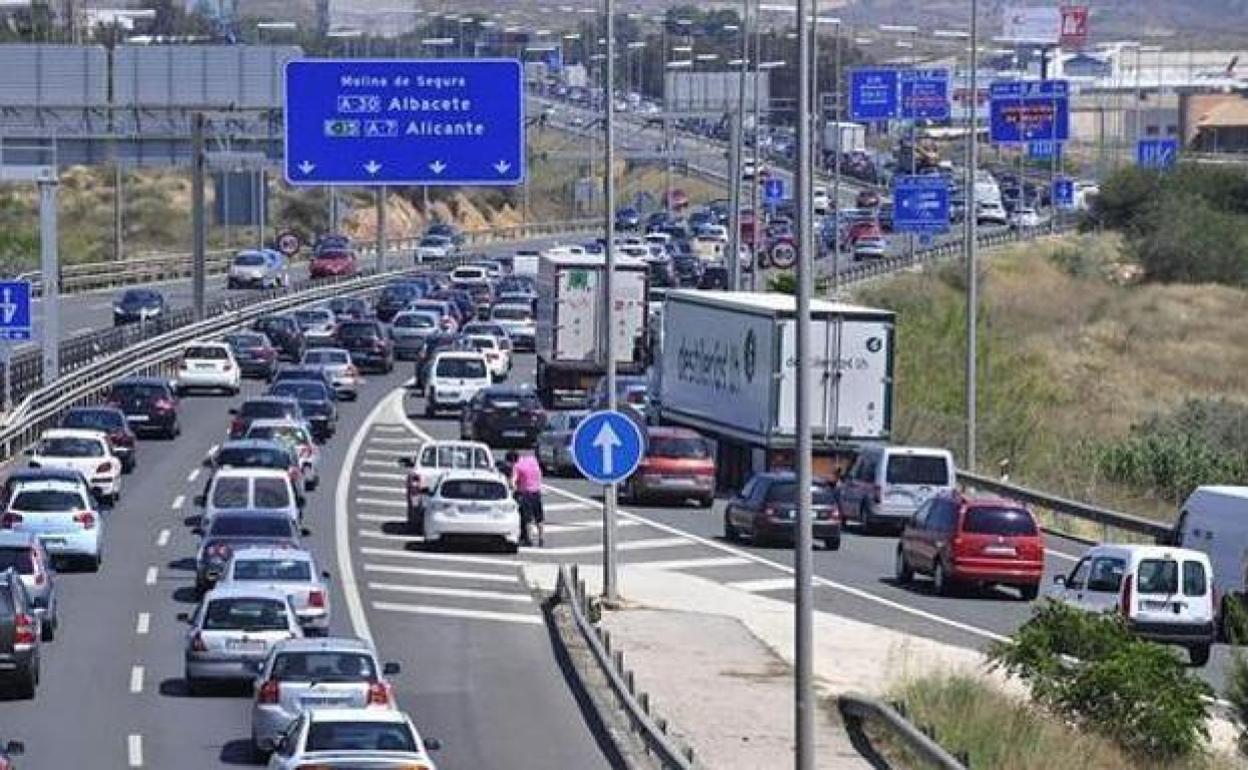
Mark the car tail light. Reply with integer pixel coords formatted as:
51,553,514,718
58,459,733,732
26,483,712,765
207,543,232,560
74,512,96,530
346,365,359,377
154,398,175,412
259,347,277,361
0,513,21,528
299,445,313,460
109,429,129,445
222,362,233,371
762,505,777,519
1120,574,1134,617
256,679,281,704
95,462,112,474
693,464,715,477
32,561,45,586
288,467,302,483
13,613,35,646
367,681,392,707
190,632,207,652
308,589,326,609
230,417,245,436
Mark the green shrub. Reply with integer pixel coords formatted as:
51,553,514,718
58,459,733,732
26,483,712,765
990,600,1211,760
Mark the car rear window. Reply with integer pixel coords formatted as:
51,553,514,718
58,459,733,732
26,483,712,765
209,516,293,538
1183,561,1208,597
227,334,267,348
961,507,1037,536
113,383,168,400
339,323,380,340
63,410,124,431
306,722,416,752
203,598,289,631
395,314,436,329
885,455,950,485
271,383,329,402
765,482,837,505
272,652,377,682
241,402,289,419
10,489,87,512
185,346,229,360
648,437,710,460
0,548,35,575
216,447,288,469
435,357,487,379
1137,559,1179,595
40,437,104,458
440,479,509,500
211,477,251,508
469,337,497,352
254,479,291,509
492,306,532,321
233,558,310,582
234,253,267,266
486,392,540,410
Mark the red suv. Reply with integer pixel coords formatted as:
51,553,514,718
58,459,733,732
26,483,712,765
622,427,715,508
894,492,1044,599
309,249,358,279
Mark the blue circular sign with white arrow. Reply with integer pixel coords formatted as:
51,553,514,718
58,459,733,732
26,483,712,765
571,410,647,485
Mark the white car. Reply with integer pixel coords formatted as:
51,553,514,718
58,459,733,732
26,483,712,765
489,303,535,351
197,467,302,532
465,334,510,381
292,308,338,348
218,548,331,636
449,265,490,286
26,429,122,503
245,419,322,492
2,478,105,569
424,352,492,417
423,470,520,552
976,200,1008,226
414,235,454,263
1009,207,1043,229
813,186,829,215
177,342,241,395
301,348,362,401
265,708,438,770
398,440,495,533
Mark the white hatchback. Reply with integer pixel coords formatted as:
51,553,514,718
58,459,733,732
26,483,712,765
466,334,510,381
2,479,105,570
423,470,519,552
26,429,123,503
424,352,491,417
177,342,241,395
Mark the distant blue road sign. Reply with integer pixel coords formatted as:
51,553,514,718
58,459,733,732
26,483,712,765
284,59,525,186
572,410,646,485
989,80,1069,144
0,281,32,342
1053,178,1075,209
1136,138,1179,170
763,177,784,203
893,175,951,235
849,68,900,121
900,69,950,121
1027,140,1061,160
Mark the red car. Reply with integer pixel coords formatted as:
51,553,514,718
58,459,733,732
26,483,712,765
622,427,715,507
894,491,1045,599
309,249,358,279
845,219,882,246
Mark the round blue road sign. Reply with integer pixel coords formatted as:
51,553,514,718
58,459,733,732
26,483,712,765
571,410,647,485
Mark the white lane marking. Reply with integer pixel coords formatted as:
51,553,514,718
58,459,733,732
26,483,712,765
360,472,405,481
613,555,752,570
541,520,640,534
129,665,144,694
357,484,404,496
358,513,405,524
362,459,397,468
364,448,411,457
155,529,171,548
368,582,532,604
372,424,409,433
127,734,143,767
335,392,408,647
170,495,185,511
369,436,422,445
144,566,158,585
1048,549,1079,563
355,497,407,509
363,562,519,584
209,444,219,456
544,502,596,513
372,601,542,626
135,612,150,635
186,468,200,484
360,545,519,568
534,536,690,556
726,578,795,593
359,528,417,543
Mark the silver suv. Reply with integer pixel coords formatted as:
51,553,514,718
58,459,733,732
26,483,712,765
228,250,289,290
0,531,57,641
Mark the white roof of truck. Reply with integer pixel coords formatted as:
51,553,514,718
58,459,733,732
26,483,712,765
540,252,648,269
665,290,895,321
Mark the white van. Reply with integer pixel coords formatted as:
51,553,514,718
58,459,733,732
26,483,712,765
837,445,957,531
1173,485,1248,632
1050,544,1214,665
196,468,301,531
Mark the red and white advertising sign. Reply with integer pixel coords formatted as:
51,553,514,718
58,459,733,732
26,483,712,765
1060,5,1089,49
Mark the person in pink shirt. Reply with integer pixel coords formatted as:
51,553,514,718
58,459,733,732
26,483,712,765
507,450,545,547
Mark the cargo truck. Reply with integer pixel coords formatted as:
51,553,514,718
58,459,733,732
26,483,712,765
535,253,650,408
655,290,895,489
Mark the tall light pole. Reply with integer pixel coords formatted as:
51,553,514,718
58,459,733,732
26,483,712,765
728,3,752,292
601,0,620,603
964,0,980,470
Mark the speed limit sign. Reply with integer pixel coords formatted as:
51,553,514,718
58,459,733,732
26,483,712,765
276,230,302,257
770,242,797,269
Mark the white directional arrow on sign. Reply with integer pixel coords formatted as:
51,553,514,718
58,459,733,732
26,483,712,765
364,160,382,176
429,160,447,175
298,160,316,175
592,421,622,477
0,289,16,324
493,160,512,175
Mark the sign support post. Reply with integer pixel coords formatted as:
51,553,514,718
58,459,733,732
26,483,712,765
38,176,59,382
602,0,619,604
192,112,206,322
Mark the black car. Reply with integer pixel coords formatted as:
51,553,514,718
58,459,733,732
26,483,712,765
412,333,471,394
106,377,179,439
328,296,371,322
0,738,23,765
266,381,337,441
112,288,166,327
60,406,138,473
252,315,305,362
615,206,641,231
645,211,674,233
723,472,842,550
646,259,677,289
337,320,394,373
271,365,335,391
376,282,425,323
425,222,464,246
228,397,305,440
0,569,39,698
698,265,729,290
671,254,704,287
194,511,305,594
223,331,279,380
459,386,547,446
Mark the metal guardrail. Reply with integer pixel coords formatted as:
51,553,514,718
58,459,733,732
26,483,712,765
556,563,698,770
837,693,969,770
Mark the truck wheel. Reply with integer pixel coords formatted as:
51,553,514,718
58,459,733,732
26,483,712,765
1189,644,1212,667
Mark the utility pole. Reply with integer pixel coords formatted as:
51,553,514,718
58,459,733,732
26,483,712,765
257,170,267,249
602,0,619,603
794,0,815,766
831,24,842,293
376,186,388,272
749,19,763,290
192,113,206,321
728,0,752,292
113,163,124,261
38,173,59,382
964,0,979,470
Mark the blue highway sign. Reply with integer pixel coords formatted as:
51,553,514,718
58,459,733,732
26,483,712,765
1027,140,1061,160
0,281,32,342
1136,137,1179,170
284,59,525,186
571,410,646,485
849,68,900,121
989,80,1069,144
1052,177,1075,209
763,177,784,203
900,69,951,121
893,175,951,235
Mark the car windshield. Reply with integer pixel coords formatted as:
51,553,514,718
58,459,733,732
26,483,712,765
211,478,251,508
306,722,417,753
304,350,349,365
209,516,293,537
216,447,288,469
39,437,104,458
185,346,228,360
420,236,449,247
492,306,531,321
648,437,709,460
63,410,123,430
202,598,290,632
234,253,266,266
962,507,1037,536
435,358,487,379
1137,559,1180,595
271,652,377,683
233,558,311,582
395,314,437,329
885,455,949,486
765,482,837,505
241,402,290,419
271,383,328,402
11,489,87,512
0,548,35,574
440,479,509,500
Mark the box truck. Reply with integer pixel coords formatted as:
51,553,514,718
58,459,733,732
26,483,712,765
656,290,895,488
535,253,650,408
822,121,867,153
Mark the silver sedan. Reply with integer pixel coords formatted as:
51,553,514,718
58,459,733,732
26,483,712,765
218,548,332,636
180,585,302,694
301,348,362,401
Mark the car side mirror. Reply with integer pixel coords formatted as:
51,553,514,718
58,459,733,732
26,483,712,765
423,738,442,752
1052,575,1066,587
192,526,203,536
300,527,312,537
177,612,191,623
5,741,24,756
382,661,401,676
193,494,206,507
228,408,238,416
398,457,415,468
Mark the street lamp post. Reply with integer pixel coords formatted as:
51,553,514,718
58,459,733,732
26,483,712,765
728,2,752,292
965,0,980,470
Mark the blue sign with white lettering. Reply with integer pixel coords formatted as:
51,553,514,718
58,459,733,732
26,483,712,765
900,69,950,121
893,175,950,235
763,177,784,203
284,59,525,186
989,80,1069,144
571,410,646,485
1027,140,1062,160
1052,177,1075,209
1136,138,1179,170
849,68,899,121
0,281,32,342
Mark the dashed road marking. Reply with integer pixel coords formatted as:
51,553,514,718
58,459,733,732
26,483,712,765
355,497,406,508
356,484,404,496
170,495,185,511
186,469,200,484
135,612,150,635
144,566,158,585
127,734,143,767
535,536,689,556
358,513,405,524
129,665,144,694
360,472,405,481
156,529,170,548
364,448,411,457
360,545,518,568
726,578,795,593
616,556,752,571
